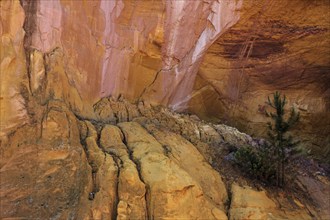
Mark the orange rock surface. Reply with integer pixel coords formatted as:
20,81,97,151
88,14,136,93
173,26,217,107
1,0,328,159
0,1,329,218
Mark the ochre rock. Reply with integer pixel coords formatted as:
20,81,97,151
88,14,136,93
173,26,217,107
0,102,89,219
0,0,28,137
1,0,329,219
0,0,242,136
100,124,125,154
187,0,330,159
87,154,118,220
1,0,329,159
0,99,327,219
229,184,313,220
118,122,228,219
144,123,228,209
100,124,147,219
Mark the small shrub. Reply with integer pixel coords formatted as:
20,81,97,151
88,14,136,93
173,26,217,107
234,144,276,183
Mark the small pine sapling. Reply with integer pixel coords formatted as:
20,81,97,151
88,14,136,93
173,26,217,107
266,91,300,187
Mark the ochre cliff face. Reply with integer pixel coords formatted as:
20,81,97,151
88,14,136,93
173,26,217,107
0,0,27,137
17,0,242,105
1,1,330,218
187,0,330,159
142,0,242,108
0,0,243,135
0,0,329,159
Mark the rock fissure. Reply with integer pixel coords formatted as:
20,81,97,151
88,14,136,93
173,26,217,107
79,136,97,201
139,68,162,101
77,121,102,201
109,153,121,220
117,126,150,220
19,0,37,92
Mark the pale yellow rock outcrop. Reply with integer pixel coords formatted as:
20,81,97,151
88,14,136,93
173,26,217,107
100,124,147,220
0,98,326,219
118,122,228,220
144,123,228,209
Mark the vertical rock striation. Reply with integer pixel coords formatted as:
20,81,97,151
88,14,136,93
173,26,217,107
1,0,328,158
0,0,28,137
142,0,243,109
1,0,243,137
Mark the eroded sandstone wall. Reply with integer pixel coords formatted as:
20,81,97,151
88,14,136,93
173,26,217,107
0,0,243,136
187,0,330,160
1,97,325,219
0,0,329,160
22,0,242,105
0,0,28,137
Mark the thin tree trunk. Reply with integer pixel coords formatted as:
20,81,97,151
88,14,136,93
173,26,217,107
276,149,280,186
281,151,285,186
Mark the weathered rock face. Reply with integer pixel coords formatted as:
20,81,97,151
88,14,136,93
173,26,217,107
0,101,90,219
187,0,330,160
0,0,243,137
0,0,28,137
1,0,330,218
1,0,329,160
2,97,327,219
117,122,228,219
15,0,242,106
229,184,313,220
0,97,227,219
